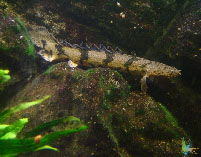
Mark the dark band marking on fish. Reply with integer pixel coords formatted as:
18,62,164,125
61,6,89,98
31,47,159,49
35,45,43,53
49,50,53,58
41,40,47,49
80,50,89,64
89,63,96,68
124,56,138,72
103,51,114,66
55,44,65,55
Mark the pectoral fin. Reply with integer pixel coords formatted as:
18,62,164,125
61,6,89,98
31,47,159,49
140,75,148,93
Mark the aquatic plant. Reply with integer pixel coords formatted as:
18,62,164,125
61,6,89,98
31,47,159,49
159,103,178,127
0,95,87,156
0,73,87,156
0,69,10,84
15,17,35,57
0,13,35,60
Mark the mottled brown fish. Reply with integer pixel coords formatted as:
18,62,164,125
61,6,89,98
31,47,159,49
28,24,181,92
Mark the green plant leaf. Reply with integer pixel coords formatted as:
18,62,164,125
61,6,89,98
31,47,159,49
34,145,59,152
38,124,88,145
0,118,28,139
0,70,9,75
0,138,37,155
0,125,87,155
25,116,80,138
159,103,178,127
15,17,35,57
0,96,50,123
0,69,10,84
0,125,10,130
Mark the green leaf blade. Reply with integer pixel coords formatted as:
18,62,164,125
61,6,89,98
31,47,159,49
25,116,81,138
0,125,87,155
0,118,28,139
0,96,50,123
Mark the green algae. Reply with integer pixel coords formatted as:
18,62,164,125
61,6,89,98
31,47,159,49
44,66,55,75
86,68,97,74
50,72,64,80
113,70,123,79
73,71,82,80
73,69,97,81
73,69,129,110
98,76,110,110
44,66,64,80
159,103,178,127
98,73,129,110
0,14,35,58
15,17,35,57
86,69,97,79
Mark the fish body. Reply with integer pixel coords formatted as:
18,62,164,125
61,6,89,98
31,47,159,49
28,25,181,91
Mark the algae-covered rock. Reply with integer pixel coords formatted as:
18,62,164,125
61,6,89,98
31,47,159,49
0,10,37,108
6,63,187,156
1,0,198,156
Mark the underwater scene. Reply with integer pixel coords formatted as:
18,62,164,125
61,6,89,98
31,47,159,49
0,0,201,156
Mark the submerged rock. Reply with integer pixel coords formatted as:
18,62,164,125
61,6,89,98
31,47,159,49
1,0,198,156
6,62,187,156
142,0,201,149
0,11,37,107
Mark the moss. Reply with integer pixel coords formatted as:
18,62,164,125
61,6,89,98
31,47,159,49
98,73,129,110
85,69,97,79
159,103,178,127
26,44,35,57
142,121,180,140
73,69,97,81
0,45,12,51
16,23,21,32
98,76,112,110
113,70,123,79
73,71,82,80
86,68,97,74
44,66,55,75
0,15,35,57
15,17,35,57
98,75,106,89
135,108,146,116
101,94,111,110
44,66,64,80
9,24,21,34
46,71,63,80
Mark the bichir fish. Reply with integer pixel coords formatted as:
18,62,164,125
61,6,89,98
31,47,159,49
28,24,181,92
